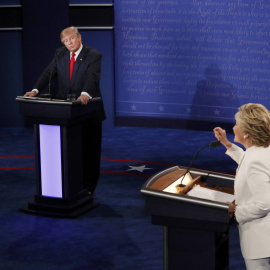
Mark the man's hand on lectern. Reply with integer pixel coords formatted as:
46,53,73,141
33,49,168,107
24,90,38,97
77,94,90,105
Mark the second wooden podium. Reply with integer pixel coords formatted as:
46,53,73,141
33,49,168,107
141,166,235,270
16,96,102,218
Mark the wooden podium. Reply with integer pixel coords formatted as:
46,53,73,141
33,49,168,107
141,166,235,270
16,96,102,218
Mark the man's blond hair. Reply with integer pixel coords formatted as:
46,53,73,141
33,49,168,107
60,26,81,42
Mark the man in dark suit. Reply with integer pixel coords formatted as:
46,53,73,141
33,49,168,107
25,26,106,194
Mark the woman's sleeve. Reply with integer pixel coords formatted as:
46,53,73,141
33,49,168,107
225,143,245,165
235,160,270,224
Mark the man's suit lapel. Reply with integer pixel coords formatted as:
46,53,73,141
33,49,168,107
59,50,71,97
70,46,87,86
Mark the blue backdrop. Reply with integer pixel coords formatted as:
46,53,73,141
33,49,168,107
115,1,270,124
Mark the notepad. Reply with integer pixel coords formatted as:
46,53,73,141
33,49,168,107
187,185,235,203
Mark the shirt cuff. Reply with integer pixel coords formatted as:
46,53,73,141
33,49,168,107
81,92,92,99
32,89,39,94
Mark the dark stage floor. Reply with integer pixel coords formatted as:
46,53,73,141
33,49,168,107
0,127,245,269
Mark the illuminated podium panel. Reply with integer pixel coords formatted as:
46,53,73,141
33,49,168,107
141,166,235,270
16,96,102,218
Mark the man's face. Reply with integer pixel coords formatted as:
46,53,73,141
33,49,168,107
62,33,82,53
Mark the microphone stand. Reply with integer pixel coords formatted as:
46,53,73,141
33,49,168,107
178,140,221,187
48,48,65,99
48,56,56,100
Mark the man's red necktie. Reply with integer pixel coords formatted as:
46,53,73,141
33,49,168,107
70,52,76,80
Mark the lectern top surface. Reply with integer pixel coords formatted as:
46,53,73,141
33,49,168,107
16,96,81,105
16,96,101,103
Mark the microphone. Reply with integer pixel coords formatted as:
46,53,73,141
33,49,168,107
48,48,65,99
178,140,221,187
209,140,222,148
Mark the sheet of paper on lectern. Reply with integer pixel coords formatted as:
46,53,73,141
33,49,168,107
163,172,193,193
187,185,235,203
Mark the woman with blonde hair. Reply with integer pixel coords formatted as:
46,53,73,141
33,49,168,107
214,103,270,270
